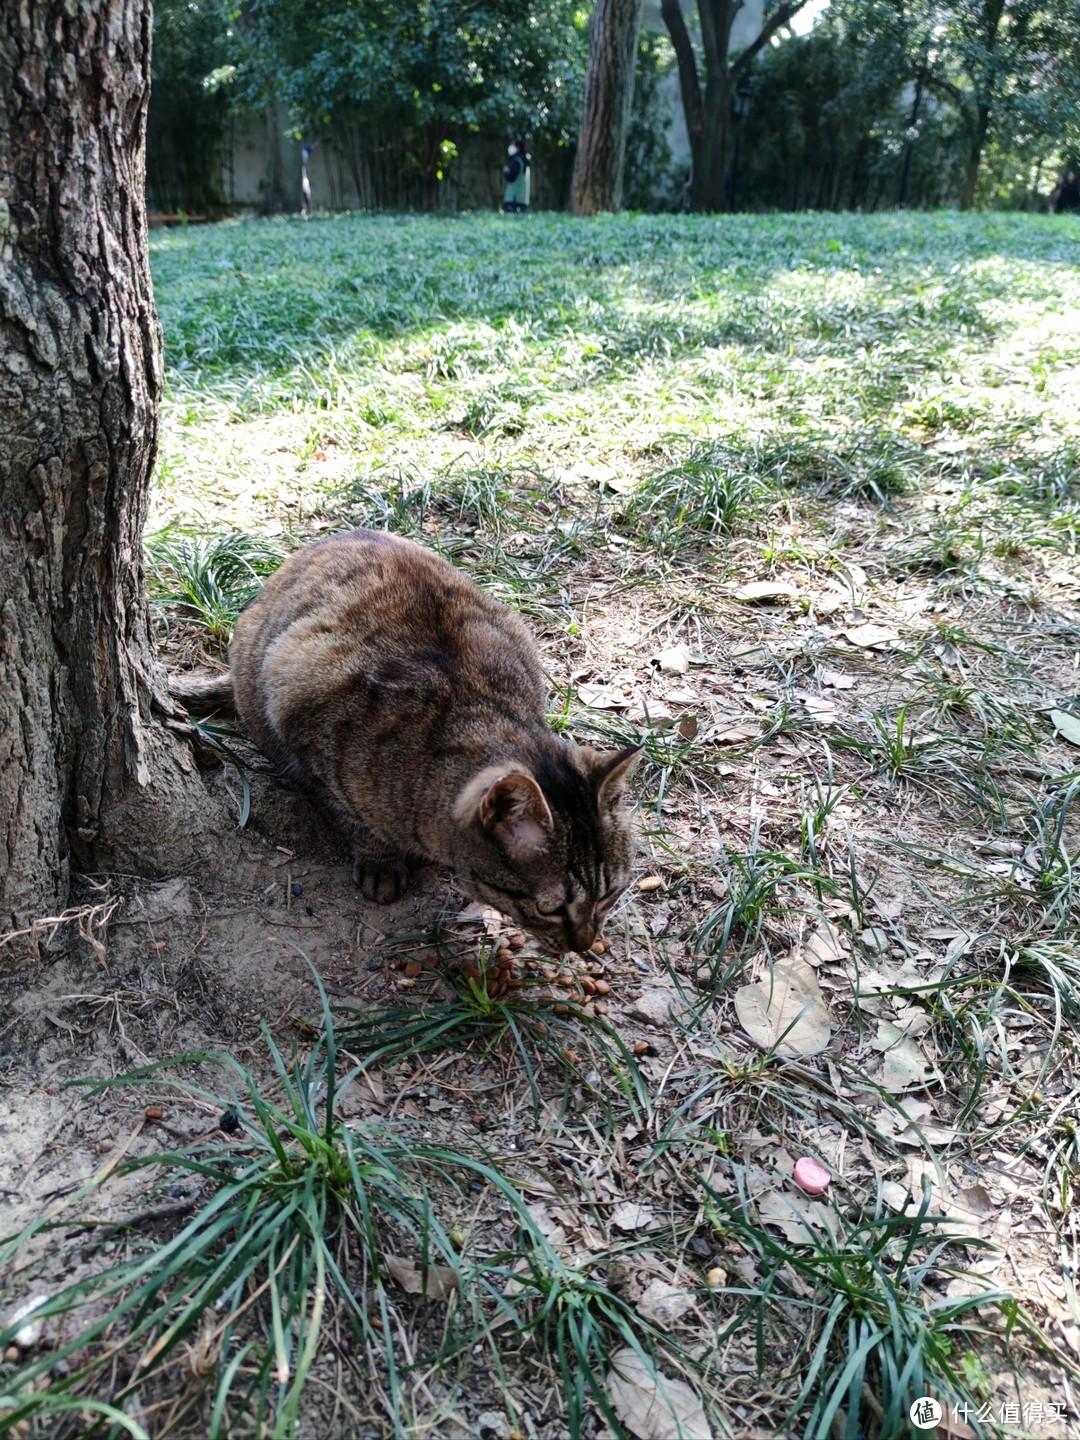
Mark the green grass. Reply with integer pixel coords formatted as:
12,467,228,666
72,208,1080,1436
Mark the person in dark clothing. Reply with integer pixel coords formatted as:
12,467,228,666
1053,170,1080,213
502,139,531,213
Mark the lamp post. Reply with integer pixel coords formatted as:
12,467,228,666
728,79,752,210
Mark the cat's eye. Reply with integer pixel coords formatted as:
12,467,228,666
535,901,569,919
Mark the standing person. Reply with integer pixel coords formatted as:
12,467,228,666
1053,169,1080,213
502,139,531,213
301,142,314,218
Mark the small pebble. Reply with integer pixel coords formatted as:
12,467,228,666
637,875,664,893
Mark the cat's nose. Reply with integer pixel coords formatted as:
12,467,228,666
571,922,597,953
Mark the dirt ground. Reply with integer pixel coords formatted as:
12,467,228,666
5,504,1080,1438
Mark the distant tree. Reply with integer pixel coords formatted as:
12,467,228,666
1,0,212,939
570,0,643,214
225,0,588,210
734,2,964,210
660,0,810,211
912,0,1080,208
822,0,1080,209
148,0,230,214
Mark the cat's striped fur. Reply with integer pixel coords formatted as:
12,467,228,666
173,528,640,954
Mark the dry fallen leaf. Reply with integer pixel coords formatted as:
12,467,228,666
873,1021,939,1092
1050,709,1080,747
843,623,900,649
455,903,505,937
734,955,832,1056
820,667,855,689
578,682,628,711
800,921,846,966
635,1278,693,1331
382,1254,458,1301
872,1098,954,1147
755,1187,838,1242
611,1202,655,1233
734,581,799,604
796,694,837,725
702,716,760,746
607,1346,714,1440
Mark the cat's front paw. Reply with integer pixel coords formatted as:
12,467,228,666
354,857,410,904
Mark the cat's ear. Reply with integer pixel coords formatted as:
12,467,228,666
593,745,644,810
478,772,554,857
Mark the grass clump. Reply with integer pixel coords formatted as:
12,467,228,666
146,529,285,642
0,978,487,1437
336,947,648,1126
622,440,760,550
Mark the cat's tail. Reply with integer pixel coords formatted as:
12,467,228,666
168,670,236,715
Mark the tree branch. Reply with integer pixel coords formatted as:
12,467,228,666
730,0,808,77
916,64,974,123
660,0,703,143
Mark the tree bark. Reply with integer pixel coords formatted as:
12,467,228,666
570,0,643,215
0,0,213,940
959,102,991,210
263,79,290,214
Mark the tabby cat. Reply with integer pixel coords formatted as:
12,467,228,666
172,528,641,955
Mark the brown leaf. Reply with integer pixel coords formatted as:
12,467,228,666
607,1346,714,1440
382,1254,458,1301
843,623,900,648
734,956,832,1056
635,1279,693,1331
611,1202,655,1233
734,581,799,604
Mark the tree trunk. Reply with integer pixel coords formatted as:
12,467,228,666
264,79,289,214
959,103,991,210
692,69,732,212
570,0,643,215
0,0,213,941
663,0,808,213
959,0,1005,210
